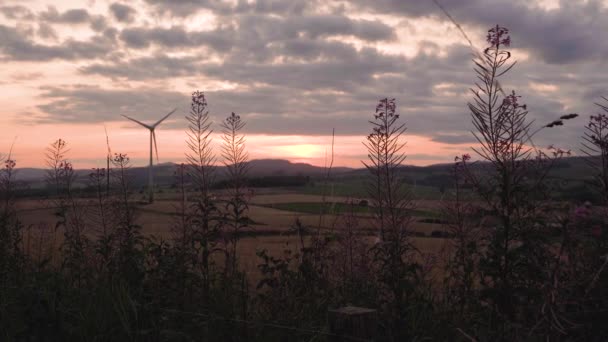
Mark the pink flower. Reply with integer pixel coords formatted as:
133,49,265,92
487,25,511,49
574,206,590,218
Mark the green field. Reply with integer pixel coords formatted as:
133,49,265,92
258,201,441,218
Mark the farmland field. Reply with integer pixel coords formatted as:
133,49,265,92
15,188,450,274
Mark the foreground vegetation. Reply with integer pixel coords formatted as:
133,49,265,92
2,26,608,341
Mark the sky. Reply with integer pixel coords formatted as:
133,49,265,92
0,0,604,168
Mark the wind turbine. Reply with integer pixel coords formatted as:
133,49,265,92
121,108,176,203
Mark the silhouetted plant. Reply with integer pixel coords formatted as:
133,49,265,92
582,103,608,205
0,154,21,277
110,153,144,289
0,152,27,339
461,25,578,339
363,98,419,339
44,139,91,288
220,112,250,276
441,154,480,319
332,199,376,305
185,90,221,305
88,167,115,276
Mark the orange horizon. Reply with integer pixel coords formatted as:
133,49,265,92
0,122,470,169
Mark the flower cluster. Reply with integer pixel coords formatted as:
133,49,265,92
59,161,73,173
502,90,527,110
547,145,571,158
226,112,241,126
589,113,608,128
4,159,16,171
486,25,510,49
453,153,471,177
191,90,207,110
374,98,398,119
113,153,130,165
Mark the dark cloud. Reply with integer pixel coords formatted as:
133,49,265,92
0,25,115,61
349,0,608,64
232,13,395,46
119,26,234,52
289,15,395,41
144,0,234,16
143,0,316,17
81,55,200,80
41,7,91,24
0,5,35,20
109,3,136,23
36,85,184,124
201,47,405,91
117,13,394,56
37,22,57,40
90,15,108,32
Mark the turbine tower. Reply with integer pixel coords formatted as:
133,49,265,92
122,108,176,203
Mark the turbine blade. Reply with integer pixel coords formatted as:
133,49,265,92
122,114,152,129
104,124,112,155
153,130,159,164
152,108,177,128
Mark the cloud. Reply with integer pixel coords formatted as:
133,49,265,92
109,3,136,23
38,6,108,32
201,44,406,91
81,55,201,80
349,0,608,64
0,25,115,61
119,26,234,52
117,13,394,56
37,22,57,40
37,85,188,124
143,0,237,17
10,72,44,82
2,0,600,160
0,5,35,20
40,7,90,24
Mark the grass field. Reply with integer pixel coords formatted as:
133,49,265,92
302,179,445,200
15,189,451,278
258,201,441,218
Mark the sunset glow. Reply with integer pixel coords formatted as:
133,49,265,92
0,0,601,169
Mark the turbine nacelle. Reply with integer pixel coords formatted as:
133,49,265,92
121,108,176,162
121,108,176,130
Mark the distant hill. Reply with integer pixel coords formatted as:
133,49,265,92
11,156,599,202
12,159,354,182
12,155,598,182
246,159,352,176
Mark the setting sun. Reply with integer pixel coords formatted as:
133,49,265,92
277,144,324,159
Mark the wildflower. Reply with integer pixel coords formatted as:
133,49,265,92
191,90,207,108
5,159,15,170
487,25,510,49
503,90,522,108
574,205,590,219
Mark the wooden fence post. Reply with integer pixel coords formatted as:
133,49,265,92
328,306,377,341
